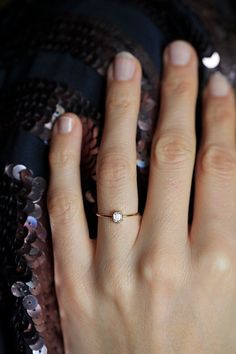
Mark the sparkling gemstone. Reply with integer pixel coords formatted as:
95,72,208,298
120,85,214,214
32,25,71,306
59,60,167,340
112,211,123,223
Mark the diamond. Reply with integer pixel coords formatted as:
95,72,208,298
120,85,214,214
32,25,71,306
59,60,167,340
112,211,123,223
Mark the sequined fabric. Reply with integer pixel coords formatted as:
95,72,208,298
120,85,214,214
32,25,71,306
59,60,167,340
0,0,236,353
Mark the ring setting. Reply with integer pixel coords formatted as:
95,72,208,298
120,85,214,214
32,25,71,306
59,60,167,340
96,210,140,223
112,211,123,223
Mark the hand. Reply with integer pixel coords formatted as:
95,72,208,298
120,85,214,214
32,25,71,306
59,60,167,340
47,40,236,354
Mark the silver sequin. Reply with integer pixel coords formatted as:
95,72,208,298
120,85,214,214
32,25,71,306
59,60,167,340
23,295,38,310
11,282,29,297
30,204,42,219
29,337,45,351
33,345,48,354
136,159,149,168
27,304,42,319
32,177,47,193
12,164,27,180
4,163,14,177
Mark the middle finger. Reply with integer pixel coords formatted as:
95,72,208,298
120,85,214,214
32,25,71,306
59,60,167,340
137,41,198,257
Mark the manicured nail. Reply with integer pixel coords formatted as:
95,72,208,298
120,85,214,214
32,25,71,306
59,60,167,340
56,115,73,134
167,40,191,66
113,51,136,81
209,71,230,97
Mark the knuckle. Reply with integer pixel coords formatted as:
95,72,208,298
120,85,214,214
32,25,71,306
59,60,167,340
138,250,182,290
48,149,77,168
152,134,195,168
198,243,236,277
163,79,193,97
47,192,80,225
200,145,236,177
106,95,133,114
207,104,233,124
96,152,135,188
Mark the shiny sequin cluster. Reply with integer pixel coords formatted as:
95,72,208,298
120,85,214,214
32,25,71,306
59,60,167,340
3,163,64,354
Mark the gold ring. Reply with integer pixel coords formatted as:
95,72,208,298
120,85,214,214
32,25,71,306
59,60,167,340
96,210,141,223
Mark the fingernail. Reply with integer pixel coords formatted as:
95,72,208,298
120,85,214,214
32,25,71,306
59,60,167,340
113,51,136,81
208,71,230,97
167,40,191,66
56,115,73,134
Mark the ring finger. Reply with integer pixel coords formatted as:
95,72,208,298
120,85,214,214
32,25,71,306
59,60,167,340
95,52,142,270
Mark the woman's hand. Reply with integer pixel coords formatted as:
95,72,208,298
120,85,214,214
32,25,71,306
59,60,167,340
47,40,236,353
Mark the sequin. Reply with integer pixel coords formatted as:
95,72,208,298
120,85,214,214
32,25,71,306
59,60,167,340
32,177,47,193
23,200,35,213
24,331,40,345
12,164,28,180
25,231,38,244
142,97,157,112
26,274,39,289
26,215,38,229
29,282,42,296
202,51,220,68
33,345,48,354
85,190,96,203
138,117,153,131
30,204,42,219
28,247,41,257
4,163,14,177
20,169,34,184
35,324,47,333
29,337,45,351
27,304,42,319
23,295,38,310
26,258,41,270
11,282,29,297
136,159,149,168
27,188,43,203
44,104,65,131
36,223,47,242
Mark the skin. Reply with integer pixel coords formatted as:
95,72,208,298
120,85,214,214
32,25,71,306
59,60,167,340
47,40,236,353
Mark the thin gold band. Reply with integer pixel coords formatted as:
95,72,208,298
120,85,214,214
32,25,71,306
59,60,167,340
96,212,140,218
96,211,141,223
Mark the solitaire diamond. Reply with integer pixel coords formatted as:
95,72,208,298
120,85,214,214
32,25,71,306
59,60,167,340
112,211,123,223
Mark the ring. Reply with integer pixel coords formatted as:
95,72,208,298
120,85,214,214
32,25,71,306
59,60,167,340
96,210,141,223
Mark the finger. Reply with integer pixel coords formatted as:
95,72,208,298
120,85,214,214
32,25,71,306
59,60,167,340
47,113,94,285
136,41,198,257
95,52,142,270
191,72,236,248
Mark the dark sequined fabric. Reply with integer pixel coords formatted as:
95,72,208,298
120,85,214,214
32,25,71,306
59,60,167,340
1,162,63,353
0,0,236,353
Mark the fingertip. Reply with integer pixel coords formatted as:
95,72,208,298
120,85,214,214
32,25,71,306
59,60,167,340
107,51,142,83
164,40,198,67
52,112,82,136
